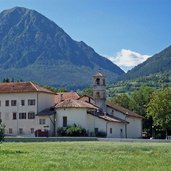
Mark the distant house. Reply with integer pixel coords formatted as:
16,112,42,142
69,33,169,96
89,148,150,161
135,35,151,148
0,73,144,138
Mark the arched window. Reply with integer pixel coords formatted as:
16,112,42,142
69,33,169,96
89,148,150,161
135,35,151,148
96,78,100,85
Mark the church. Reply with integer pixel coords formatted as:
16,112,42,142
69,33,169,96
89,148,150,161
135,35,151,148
39,72,144,138
0,73,143,138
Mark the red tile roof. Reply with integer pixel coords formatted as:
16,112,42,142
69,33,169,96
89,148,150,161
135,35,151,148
0,82,55,94
87,111,128,123
99,114,129,123
55,99,97,109
78,95,95,105
55,92,80,104
107,103,144,119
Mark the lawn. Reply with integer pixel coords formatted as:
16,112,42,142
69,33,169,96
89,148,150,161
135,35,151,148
0,141,171,171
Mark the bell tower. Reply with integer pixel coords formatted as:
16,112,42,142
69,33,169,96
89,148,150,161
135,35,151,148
93,72,106,112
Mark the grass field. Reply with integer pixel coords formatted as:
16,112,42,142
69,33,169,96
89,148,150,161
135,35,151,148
0,141,171,171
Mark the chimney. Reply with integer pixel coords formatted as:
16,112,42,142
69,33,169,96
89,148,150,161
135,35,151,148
60,93,63,102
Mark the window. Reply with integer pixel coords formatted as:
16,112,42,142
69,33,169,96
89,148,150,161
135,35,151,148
96,92,100,98
11,100,17,106
120,129,123,138
19,113,26,119
9,128,13,134
30,128,34,134
28,112,35,119
103,79,105,85
13,112,17,120
63,116,67,127
95,128,98,135
21,100,25,106
96,78,100,85
110,128,112,134
103,92,106,98
5,100,9,106
28,99,36,106
39,119,46,125
19,128,23,134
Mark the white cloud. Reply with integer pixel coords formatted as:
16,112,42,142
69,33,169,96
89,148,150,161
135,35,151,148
106,49,151,72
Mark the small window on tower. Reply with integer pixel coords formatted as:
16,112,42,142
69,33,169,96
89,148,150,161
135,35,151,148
103,79,105,85
96,78,100,85
96,92,100,98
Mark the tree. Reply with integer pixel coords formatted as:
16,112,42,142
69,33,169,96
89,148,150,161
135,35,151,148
0,119,5,142
129,85,154,116
43,85,67,93
147,88,171,139
2,78,10,83
128,86,154,136
108,94,130,109
79,87,93,97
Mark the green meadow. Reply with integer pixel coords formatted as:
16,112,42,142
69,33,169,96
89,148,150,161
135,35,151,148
0,141,171,171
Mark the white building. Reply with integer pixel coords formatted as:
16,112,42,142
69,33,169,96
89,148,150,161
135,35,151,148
54,73,144,138
0,73,144,138
0,82,56,136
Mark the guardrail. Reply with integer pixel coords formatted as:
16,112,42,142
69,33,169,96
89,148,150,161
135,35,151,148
4,137,98,142
3,137,171,143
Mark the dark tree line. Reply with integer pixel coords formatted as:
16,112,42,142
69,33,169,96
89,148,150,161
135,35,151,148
2,78,23,83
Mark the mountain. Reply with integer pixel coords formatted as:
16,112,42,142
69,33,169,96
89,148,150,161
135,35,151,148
0,7,124,89
125,45,171,80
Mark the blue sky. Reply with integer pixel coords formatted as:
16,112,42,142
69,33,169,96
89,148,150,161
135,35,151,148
0,0,171,71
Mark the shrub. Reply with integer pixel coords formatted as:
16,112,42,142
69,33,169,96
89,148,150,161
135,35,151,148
57,127,67,136
57,124,87,137
0,119,5,142
95,131,106,137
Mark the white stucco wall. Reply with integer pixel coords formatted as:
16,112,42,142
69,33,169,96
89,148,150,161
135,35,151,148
56,109,125,138
107,106,143,138
0,92,55,136
107,106,126,120
56,108,88,129
38,93,55,112
38,115,54,136
107,122,125,138
87,114,126,138
126,116,142,138
87,114,106,134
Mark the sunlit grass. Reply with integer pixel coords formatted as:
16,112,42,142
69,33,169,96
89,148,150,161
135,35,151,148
0,141,171,171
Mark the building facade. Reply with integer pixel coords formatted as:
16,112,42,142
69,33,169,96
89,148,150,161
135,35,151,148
54,73,144,138
0,73,144,138
0,82,56,136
